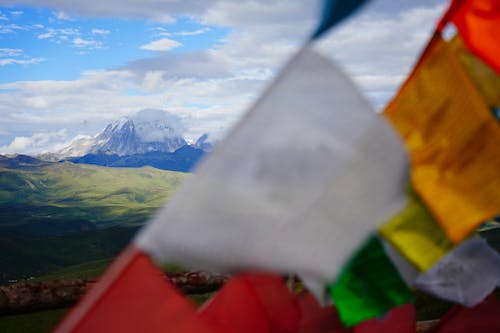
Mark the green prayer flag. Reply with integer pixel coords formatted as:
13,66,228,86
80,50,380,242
328,235,414,327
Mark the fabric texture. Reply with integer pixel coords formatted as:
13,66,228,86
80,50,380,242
450,35,500,108
379,188,455,271
352,304,416,333
199,274,301,333
381,240,419,287
312,0,369,38
414,237,500,307
328,236,414,327
384,35,500,243
430,293,500,333
449,0,500,74
296,292,349,333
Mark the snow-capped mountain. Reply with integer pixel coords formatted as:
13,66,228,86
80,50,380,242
55,109,189,158
193,133,215,152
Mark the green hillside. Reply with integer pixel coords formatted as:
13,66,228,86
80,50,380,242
0,162,187,282
0,227,138,283
0,162,187,231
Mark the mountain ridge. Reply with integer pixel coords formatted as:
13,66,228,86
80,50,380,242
68,144,205,172
43,109,214,161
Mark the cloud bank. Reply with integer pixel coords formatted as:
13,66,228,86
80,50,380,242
0,0,448,154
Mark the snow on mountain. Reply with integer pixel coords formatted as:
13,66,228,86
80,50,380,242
53,109,190,159
193,133,215,152
57,135,97,157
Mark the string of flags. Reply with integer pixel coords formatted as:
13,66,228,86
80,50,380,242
53,0,500,332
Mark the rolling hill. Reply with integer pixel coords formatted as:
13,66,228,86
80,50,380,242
0,161,187,232
0,160,187,282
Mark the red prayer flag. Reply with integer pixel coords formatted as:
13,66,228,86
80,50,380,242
297,292,350,333
53,247,213,333
439,0,500,74
352,304,416,333
430,293,500,333
199,273,301,333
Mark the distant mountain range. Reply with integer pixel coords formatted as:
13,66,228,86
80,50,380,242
68,145,205,172
37,109,213,172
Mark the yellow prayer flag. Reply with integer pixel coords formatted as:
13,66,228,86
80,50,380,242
378,188,454,272
384,35,500,243
450,35,500,108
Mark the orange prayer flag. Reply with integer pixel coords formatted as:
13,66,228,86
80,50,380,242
442,0,500,75
384,35,500,243
449,35,500,108
53,247,214,333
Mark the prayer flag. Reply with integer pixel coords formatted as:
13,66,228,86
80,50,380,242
381,240,419,287
378,188,454,271
442,0,500,74
414,238,500,307
431,293,500,333
449,35,500,108
199,273,300,333
296,292,349,333
53,247,213,333
352,304,416,333
384,35,500,243
328,236,413,327
313,0,369,38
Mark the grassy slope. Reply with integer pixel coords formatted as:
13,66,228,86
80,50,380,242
0,309,68,333
0,162,188,282
33,258,186,282
0,227,138,283
0,162,187,229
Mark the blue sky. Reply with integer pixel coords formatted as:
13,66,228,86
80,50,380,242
0,8,227,83
0,0,447,155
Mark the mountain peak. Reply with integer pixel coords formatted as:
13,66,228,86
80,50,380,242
54,109,188,158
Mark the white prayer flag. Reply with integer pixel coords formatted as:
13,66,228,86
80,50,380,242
134,44,408,290
415,237,500,307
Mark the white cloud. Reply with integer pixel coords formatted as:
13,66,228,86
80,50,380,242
0,48,22,57
0,129,68,154
0,11,8,20
140,38,182,51
73,37,100,48
37,31,55,39
0,47,44,67
54,10,72,20
0,0,449,154
160,27,212,37
124,51,230,79
177,28,211,36
91,28,110,35
0,23,25,33
37,27,106,50
141,71,166,92
0,57,44,66
150,13,175,24
37,27,79,42
0,0,205,23
10,10,23,16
